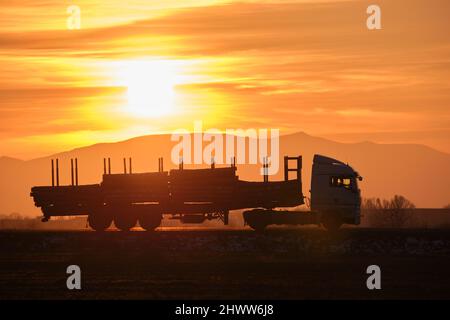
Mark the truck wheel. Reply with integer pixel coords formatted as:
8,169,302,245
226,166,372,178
243,209,268,232
114,214,137,231
321,215,342,232
88,213,112,232
248,222,267,233
243,209,271,232
139,214,162,231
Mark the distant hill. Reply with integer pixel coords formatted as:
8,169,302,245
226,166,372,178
1,132,449,217
0,156,24,167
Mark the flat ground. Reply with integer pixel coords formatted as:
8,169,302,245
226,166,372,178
0,228,449,299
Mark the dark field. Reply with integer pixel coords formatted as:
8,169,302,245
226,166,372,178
0,228,449,299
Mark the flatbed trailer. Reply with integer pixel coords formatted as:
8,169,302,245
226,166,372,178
30,154,362,232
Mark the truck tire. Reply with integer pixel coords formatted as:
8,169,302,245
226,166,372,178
88,212,112,231
114,214,138,231
243,209,268,232
139,214,162,231
321,214,342,232
248,222,267,233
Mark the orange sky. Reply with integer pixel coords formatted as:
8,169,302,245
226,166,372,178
0,0,449,159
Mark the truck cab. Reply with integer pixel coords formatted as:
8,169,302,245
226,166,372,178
310,155,362,229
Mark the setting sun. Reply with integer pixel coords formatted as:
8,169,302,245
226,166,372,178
118,60,179,117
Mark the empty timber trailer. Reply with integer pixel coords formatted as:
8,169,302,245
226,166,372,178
30,154,363,232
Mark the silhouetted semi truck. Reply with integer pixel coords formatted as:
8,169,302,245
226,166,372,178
30,154,362,232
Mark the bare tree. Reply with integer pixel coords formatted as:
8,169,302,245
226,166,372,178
363,198,386,210
362,195,415,228
362,197,388,227
386,195,415,228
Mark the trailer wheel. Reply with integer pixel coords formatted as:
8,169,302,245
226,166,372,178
114,214,138,231
88,212,112,232
139,214,162,231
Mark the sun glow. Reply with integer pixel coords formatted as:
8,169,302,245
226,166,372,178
118,60,180,117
